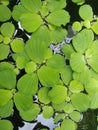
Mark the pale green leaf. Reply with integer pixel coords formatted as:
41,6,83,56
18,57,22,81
0,22,15,37
79,4,93,21
0,44,9,60
0,89,12,106
90,92,98,109
72,21,82,31
0,120,13,130
20,13,42,32
70,53,86,72
14,92,33,111
91,21,98,35
37,66,59,87
0,69,16,89
69,111,82,122
0,5,11,21
42,106,54,119
46,10,70,26
71,93,90,112
54,113,65,123
11,39,24,53
17,73,38,95
72,0,85,5
20,103,40,121
38,87,50,104
64,103,74,114
48,85,67,104
61,119,77,130
21,0,42,13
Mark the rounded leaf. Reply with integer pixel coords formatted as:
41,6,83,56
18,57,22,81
20,13,42,33
48,85,67,104
72,21,82,31
17,73,38,95
71,93,90,112
0,120,13,130
79,4,93,21
0,44,9,60
69,111,82,122
1,22,15,37
0,5,11,21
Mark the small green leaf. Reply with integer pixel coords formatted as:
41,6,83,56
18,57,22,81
20,13,42,32
90,92,98,109
47,54,66,72
14,92,33,111
48,85,67,104
69,80,84,93
37,66,59,87
64,103,74,114
0,34,3,43
0,62,14,71
46,10,70,26
69,111,82,122
53,101,65,112
54,113,65,123
3,37,10,44
25,61,37,74
61,119,77,130
38,87,51,104
0,89,12,106
70,53,86,72
91,21,98,35
11,39,24,53
17,73,38,95
71,93,90,112
72,0,85,5
79,4,93,21
72,21,82,31
0,69,16,89
42,106,54,119
0,120,13,130
20,103,40,121
0,44,9,60
47,0,66,12
61,66,73,85
0,5,11,21
1,22,15,37
21,0,42,13
0,100,13,118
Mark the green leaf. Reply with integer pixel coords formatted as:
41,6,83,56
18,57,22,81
46,10,70,26
69,111,82,122
73,67,91,85
12,5,28,21
20,103,40,121
52,101,65,112
71,93,90,112
85,78,98,95
0,89,12,106
72,29,94,53
25,38,48,63
0,0,9,5
17,73,38,95
37,66,59,87
42,106,54,119
61,66,73,85
72,21,82,31
0,34,3,43
0,62,14,71
0,5,11,21
61,119,77,130
0,69,16,89
69,80,84,93
50,27,67,43
38,87,51,104
63,103,74,114
11,39,24,53
91,21,98,35
25,61,37,74
20,13,42,33
47,54,66,72
31,26,51,46
14,92,33,111
70,53,86,72
72,0,85,5
0,22,15,37
3,37,10,44
47,0,67,12
48,85,67,104
90,93,98,109
21,0,42,13
54,113,65,123
40,4,49,17
79,4,93,21
62,44,75,59
0,44,9,60
0,120,13,130
0,100,13,118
